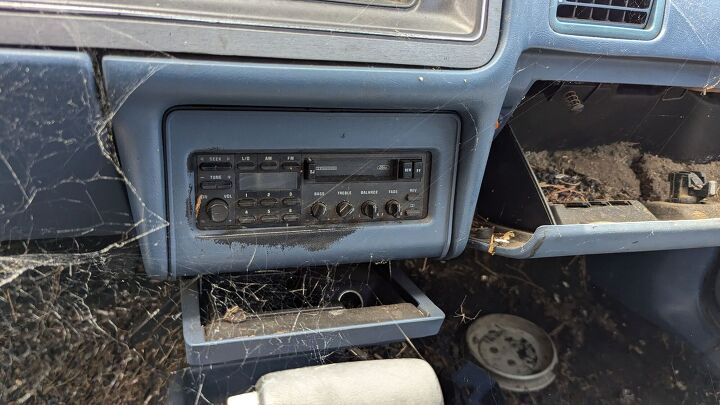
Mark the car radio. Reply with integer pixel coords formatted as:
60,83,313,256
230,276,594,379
194,151,430,229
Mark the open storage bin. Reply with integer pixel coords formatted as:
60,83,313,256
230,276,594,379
472,83,720,258
181,264,444,365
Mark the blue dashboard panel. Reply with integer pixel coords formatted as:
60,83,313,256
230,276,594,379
104,37,720,277
0,49,131,241
102,0,720,276
102,56,498,278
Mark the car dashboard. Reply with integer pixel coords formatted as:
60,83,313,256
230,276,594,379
1,0,720,402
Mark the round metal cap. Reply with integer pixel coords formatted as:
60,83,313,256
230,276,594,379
466,314,558,392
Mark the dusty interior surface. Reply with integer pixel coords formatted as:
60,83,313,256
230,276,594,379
526,142,720,206
3,248,718,403
206,303,423,340
386,252,719,404
526,142,642,203
0,242,184,403
199,265,425,340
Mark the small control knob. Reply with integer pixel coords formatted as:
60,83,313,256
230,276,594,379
206,199,229,223
361,201,379,219
385,200,401,218
310,202,328,219
336,201,355,218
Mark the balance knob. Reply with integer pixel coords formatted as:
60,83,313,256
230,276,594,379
361,201,379,219
206,199,229,223
336,201,355,218
310,202,327,219
385,200,401,218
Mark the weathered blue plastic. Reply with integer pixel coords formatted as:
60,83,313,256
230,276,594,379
102,0,720,277
549,0,667,40
588,248,720,367
0,49,130,241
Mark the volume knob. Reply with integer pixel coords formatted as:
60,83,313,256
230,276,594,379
206,199,229,223
336,201,355,218
310,202,327,219
361,201,379,219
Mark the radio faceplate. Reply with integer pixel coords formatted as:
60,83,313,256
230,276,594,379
194,151,430,230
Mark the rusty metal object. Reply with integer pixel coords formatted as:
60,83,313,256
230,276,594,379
669,171,717,204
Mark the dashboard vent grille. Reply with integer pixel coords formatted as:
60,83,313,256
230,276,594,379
556,0,653,27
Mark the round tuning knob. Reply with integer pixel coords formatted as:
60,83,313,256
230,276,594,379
310,202,328,219
385,200,401,218
336,201,355,218
206,199,229,223
361,201,379,219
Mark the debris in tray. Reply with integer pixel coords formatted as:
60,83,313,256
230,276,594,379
525,142,642,203
526,142,720,204
221,305,249,323
635,154,720,202
471,215,493,234
487,230,516,255
494,231,516,244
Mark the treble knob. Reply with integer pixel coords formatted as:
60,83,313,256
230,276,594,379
336,201,355,218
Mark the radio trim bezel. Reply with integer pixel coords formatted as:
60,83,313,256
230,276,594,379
165,109,459,277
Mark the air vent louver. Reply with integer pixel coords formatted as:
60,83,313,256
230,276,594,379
551,0,664,39
557,0,652,27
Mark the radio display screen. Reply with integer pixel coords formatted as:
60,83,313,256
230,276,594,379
237,172,298,190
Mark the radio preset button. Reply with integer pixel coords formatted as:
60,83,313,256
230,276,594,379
385,200,401,218
283,214,300,222
260,161,279,170
310,202,327,219
238,215,256,224
281,161,301,171
259,198,279,207
361,201,379,219
260,214,280,223
206,199,229,223
282,197,301,207
237,161,256,171
336,201,355,218
237,198,256,208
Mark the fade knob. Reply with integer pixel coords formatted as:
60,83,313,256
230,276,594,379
310,202,327,219
336,201,355,218
385,200,401,218
206,199,229,223
361,201,379,219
